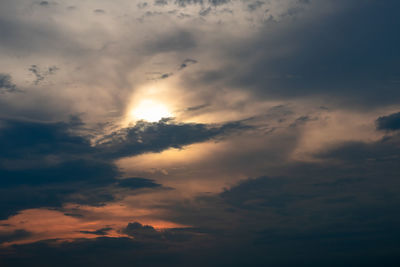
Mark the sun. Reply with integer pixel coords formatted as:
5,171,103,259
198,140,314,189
130,99,173,122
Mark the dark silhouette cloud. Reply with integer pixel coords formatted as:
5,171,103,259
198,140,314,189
0,229,31,245
0,117,250,219
123,222,163,240
79,227,112,236
376,112,400,131
97,119,251,159
123,222,205,243
115,177,161,189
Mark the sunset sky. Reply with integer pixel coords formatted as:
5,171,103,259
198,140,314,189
0,1,400,266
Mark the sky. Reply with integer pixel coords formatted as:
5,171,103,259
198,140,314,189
0,0,399,266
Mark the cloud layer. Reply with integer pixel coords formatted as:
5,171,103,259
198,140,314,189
0,0,399,266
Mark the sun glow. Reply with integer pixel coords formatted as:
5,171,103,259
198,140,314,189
130,99,172,122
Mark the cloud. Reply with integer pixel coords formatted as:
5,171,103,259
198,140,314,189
123,222,204,244
96,119,252,159
39,1,49,6
145,30,196,53
123,222,163,240
247,1,265,12
208,0,229,6
115,177,161,189
0,118,93,161
175,0,204,7
0,117,250,219
175,0,229,7
0,73,18,93
376,112,400,131
185,103,208,111
315,135,400,164
154,0,168,6
199,7,212,16
0,1,399,265
93,9,106,14
178,0,400,109
150,58,198,81
0,229,31,245
137,2,148,9
79,227,112,236
28,65,58,85
179,58,197,70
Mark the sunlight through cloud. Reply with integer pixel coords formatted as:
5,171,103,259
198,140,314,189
130,99,173,122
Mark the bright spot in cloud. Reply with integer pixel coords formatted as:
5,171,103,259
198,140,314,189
130,99,172,122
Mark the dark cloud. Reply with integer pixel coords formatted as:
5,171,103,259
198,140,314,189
199,7,211,16
208,0,229,6
137,2,149,9
96,119,252,159
247,1,265,12
160,72,173,79
2,150,400,266
163,170,400,266
185,103,208,111
289,115,316,127
179,58,197,70
315,135,400,164
0,74,18,93
0,117,250,219
376,112,400,131
143,11,163,18
0,225,212,266
0,119,125,217
151,58,197,81
115,177,161,189
152,130,400,265
123,222,163,240
221,176,298,209
0,159,119,219
28,65,58,85
175,0,229,7
123,222,203,243
80,227,112,236
39,1,49,6
183,0,400,109
175,0,203,7
0,118,93,161
0,237,176,267
0,229,31,245
154,0,168,6
93,9,106,14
